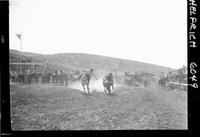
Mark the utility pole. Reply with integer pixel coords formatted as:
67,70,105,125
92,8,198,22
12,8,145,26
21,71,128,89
16,33,22,72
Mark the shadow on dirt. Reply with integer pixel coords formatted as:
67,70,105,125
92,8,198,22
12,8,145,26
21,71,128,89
106,93,117,96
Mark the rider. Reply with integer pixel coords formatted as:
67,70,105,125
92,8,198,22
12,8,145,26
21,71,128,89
105,72,114,83
78,69,97,81
78,69,98,93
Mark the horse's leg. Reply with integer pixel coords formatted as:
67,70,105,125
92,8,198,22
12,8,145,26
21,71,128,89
82,83,86,93
110,85,113,93
55,76,58,84
87,83,90,94
105,84,109,93
107,86,110,94
103,83,106,93
107,85,110,93
54,76,56,84
56,76,58,85
108,85,112,94
111,84,114,92
103,85,106,93
104,84,108,93
53,76,55,84
105,85,109,93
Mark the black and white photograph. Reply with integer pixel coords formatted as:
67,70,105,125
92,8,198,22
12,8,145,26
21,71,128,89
6,0,189,131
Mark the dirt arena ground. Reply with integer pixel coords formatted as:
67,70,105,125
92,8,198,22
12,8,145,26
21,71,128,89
10,83,187,130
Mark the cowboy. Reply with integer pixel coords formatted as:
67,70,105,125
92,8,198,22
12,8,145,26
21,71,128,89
79,69,97,81
105,72,114,83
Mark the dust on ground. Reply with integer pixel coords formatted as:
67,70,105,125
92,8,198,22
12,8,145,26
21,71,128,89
68,78,121,93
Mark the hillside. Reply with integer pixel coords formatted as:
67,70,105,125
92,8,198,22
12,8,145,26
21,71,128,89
9,49,174,74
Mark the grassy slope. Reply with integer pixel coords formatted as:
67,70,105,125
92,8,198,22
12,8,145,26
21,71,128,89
10,49,174,74
10,84,187,130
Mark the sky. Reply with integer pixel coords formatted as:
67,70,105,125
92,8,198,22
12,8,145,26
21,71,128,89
9,0,187,69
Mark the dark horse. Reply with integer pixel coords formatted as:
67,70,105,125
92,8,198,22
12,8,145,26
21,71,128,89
103,73,114,94
158,77,169,88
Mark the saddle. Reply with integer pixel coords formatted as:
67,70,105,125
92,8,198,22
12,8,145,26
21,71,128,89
81,73,90,81
106,75,113,82
104,76,113,85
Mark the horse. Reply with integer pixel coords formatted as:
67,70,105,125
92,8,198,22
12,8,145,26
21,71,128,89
78,69,97,94
29,72,39,83
56,72,69,85
18,72,25,83
79,73,90,93
158,77,169,88
10,71,18,83
52,70,60,84
52,71,57,83
103,73,114,94
103,78,114,94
